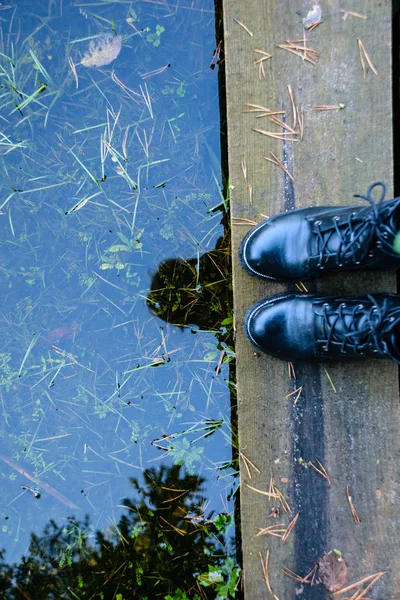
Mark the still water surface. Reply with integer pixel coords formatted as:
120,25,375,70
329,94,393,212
0,1,237,597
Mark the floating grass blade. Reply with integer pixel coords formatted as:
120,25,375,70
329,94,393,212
65,190,102,215
18,334,39,378
208,171,228,212
69,147,100,187
73,123,107,134
19,181,71,195
29,49,54,86
0,192,15,211
10,82,47,115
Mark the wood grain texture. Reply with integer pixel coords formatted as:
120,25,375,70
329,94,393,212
223,1,399,598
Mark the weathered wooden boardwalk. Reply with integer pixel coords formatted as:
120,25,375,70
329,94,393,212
223,1,400,598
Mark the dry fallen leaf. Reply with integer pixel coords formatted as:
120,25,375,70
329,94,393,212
318,551,348,592
81,34,122,68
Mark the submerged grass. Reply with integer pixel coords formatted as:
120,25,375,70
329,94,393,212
0,2,237,597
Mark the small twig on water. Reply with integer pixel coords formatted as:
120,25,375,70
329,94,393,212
215,350,225,377
141,63,170,79
210,41,223,70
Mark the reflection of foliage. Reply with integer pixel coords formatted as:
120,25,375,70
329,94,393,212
0,465,239,599
148,215,233,343
199,557,241,600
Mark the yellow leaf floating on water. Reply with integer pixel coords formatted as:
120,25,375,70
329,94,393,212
81,34,122,68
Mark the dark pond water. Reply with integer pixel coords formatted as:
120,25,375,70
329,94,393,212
0,1,238,597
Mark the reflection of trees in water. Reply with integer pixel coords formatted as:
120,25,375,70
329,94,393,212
0,465,239,599
147,219,232,341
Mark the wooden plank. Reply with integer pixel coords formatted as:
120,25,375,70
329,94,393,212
223,1,400,598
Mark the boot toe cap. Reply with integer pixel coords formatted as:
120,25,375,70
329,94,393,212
240,220,284,280
244,295,317,361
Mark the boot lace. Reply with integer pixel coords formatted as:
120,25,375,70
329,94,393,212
314,182,400,268
321,296,400,363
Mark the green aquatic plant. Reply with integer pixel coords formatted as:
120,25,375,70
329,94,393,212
100,230,144,271
167,437,204,475
145,25,165,47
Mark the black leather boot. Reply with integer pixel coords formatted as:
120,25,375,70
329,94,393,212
244,293,400,363
240,182,400,281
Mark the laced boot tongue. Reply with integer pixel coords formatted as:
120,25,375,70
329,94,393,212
320,297,400,362
313,182,400,268
324,304,370,348
321,220,369,261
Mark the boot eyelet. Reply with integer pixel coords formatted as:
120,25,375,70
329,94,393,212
376,242,382,248
334,216,340,221
355,261,361,265
340,303,346,308
338,263,343,267
315,220,322,226
368,251,374,257
382,232,389,239
340,349,346,354
352,212,357,217
389,316,395,322
319,266,324,270
358,304,364,309
323,346,329,351
323,303,329,308
373,349,378,353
